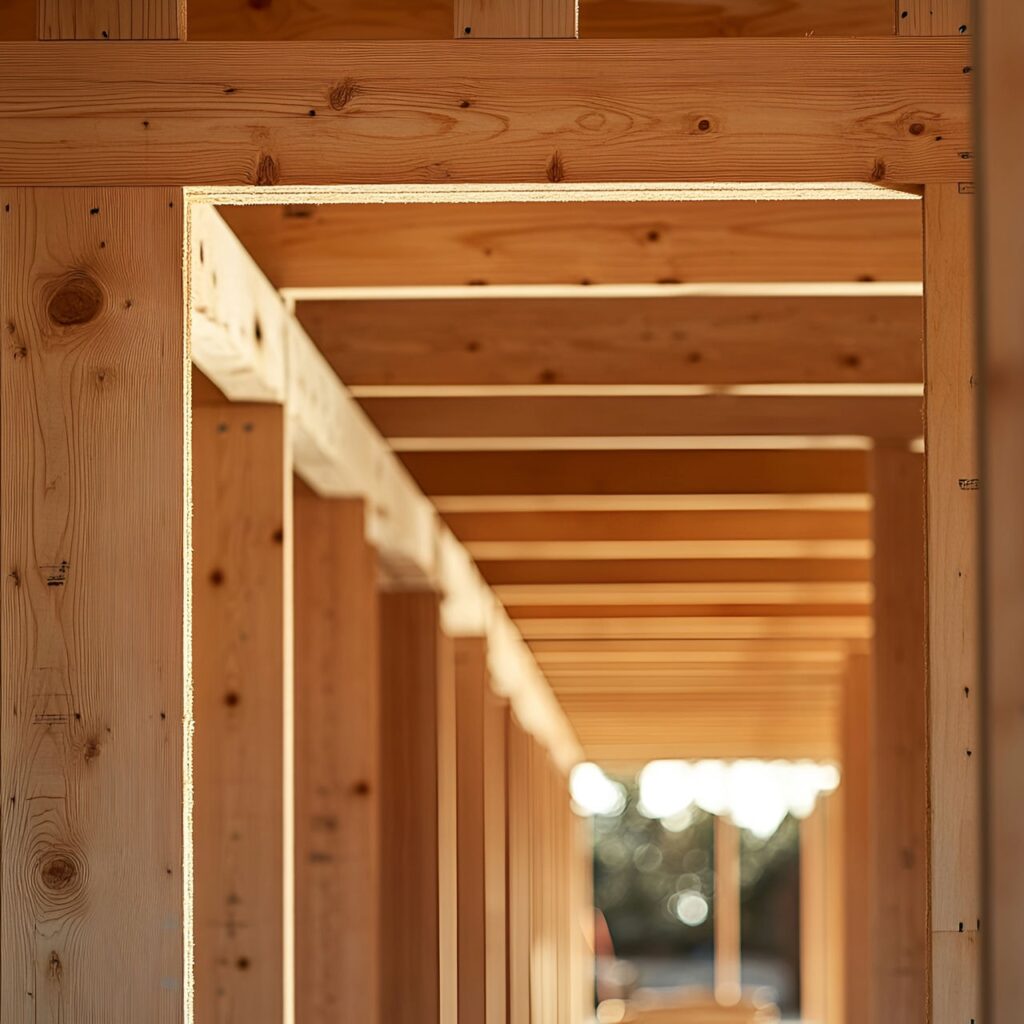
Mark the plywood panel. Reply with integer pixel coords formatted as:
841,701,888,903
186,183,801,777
0,40,972,186
193,404,291,1023
257,202,927,290
1,186,186,1022
293,494,381,1024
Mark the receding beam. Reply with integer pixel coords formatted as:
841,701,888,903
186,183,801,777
293,493,381,1024
494,581,871,606
0,40,971,185
516,616,872,640
239,201,924,289
360,394,922,441
1,187,188,1021
193,403,292,1023
400,449,869,496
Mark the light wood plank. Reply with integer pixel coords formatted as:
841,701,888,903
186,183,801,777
401,450,868,497
482,685,508,1024
361,394,923,441
979,0,1024,1017
0,40,972,186
870,446,928,1024
472,540,870,560
923,183,981,1024
293,493,381,1024
516,616,872,640
495,581,871,606
506,713,533,1024
193,403,292,1023
714,816,741,1006
379,591,458,1024
898,0,971,35
1,186,187,1022
38,0,184,38
254,202,926,290
455,0,575,37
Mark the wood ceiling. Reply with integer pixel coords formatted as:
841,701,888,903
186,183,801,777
219,189,922,765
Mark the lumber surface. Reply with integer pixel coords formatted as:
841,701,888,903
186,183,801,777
0,40,971,185
38,0,184,37
455,0,576,37
0,187,187,1021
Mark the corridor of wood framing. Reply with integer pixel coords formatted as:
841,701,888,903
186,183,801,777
1,1,1021,1023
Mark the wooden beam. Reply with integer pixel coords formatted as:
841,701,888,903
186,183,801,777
979,0,1024,1017
293,493,381,1024
516,616,871,640
298,294,923,387
242,200,923,289
506,714,533,1024
400,450,869,497
379,591,458,1024
455,0,576,37
924,183,981,1022
193,403,292,1023
38,0,184,39
0,40,971,185
360,394,923,441
870,446,928,1024
1,187,187,1020
898,0,970,35
470,540,871,560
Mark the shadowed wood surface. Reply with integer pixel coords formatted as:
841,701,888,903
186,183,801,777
1,187,186,1021
0,40,971,185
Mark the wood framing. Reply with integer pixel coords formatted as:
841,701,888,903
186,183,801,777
1,187,188,1020
0,40,970,186
714,815,741,1006
38,0,184,38
192,402,292,1022
455,0,576,38
293,493,381,1024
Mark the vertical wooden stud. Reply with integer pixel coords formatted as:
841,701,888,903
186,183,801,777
293,492,381,1024
506,712,533,1024
1,187,188,1021
979,0,1024,1018
38,0,185,41
897,0,971,35
923,183,981,1023
379,590,458,1024
714,815,742,1007
870,445,928,1024
193,402,292,1023
455,0,576,39
482,684,509,1024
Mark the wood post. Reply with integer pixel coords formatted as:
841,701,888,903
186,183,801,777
714,815,742,1007
293,492,381,1023
379,590,458,1024
923,183,981,1023
454,0,576,38
37,0,185,40
506,712,533,1023
0,187,188,1020
869,445,928,1024
192,401,293,1022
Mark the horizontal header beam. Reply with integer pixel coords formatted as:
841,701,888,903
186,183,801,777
0,39,970,185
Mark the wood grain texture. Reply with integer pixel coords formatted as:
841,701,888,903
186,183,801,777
0,187,186,1022
714,815,741,1005
481,685,508,1024
505,714,532,1024
193,403,291,1024
399,449,869,496
293,495,381,1024
0,40,971,186
979,0,1024,1016
257,202,926,290
38,0,184,38
870,446,928,1024
298,295,924,387
898,0,971,35
455,0,576,37
923,183,981,1022
379,590,457,1024
360,394,923,440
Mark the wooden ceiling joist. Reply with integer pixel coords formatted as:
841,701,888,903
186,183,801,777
493,582,872,606
234,201,923,289
189,203,582,771
297,294,923,386
516,616,872,640
0,40,970,186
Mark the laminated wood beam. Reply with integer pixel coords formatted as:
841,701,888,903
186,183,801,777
192,403,293,1023
0,40,971,186
299,295,924,387
0,187,188,1021
293,494,381,1024
251,201,925,290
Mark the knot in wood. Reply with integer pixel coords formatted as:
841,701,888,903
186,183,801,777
47,273,103,327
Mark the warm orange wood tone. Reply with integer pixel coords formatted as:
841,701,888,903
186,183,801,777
1,187,186,1021
293,494,381,1024
482,684,509,1024
455,0,575,37
923,183,981,1022
898,0,971,35
38,0,184,38
870,446,928,1023
401,449,868,496
379,590,457,1024
0,40,971,186
193,403,291,1023
257,202,926,290
299,295,923,387
980,0,1024,1016
714,815,741,1005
